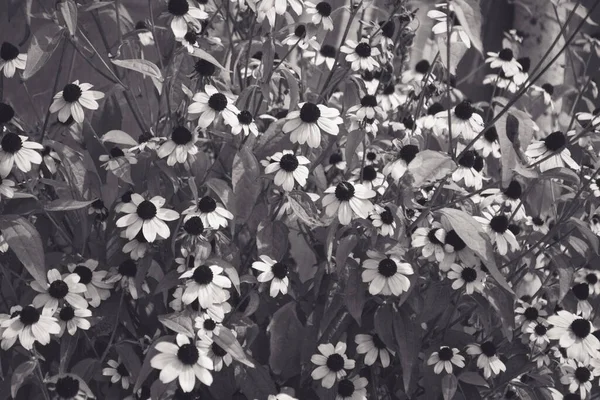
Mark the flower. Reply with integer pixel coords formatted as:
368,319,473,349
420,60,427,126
348,94,385,121
0,306,20,349
67,259,114,307
525,131,579,172
194,314,221,337
485,48,522,77
377,83,407,112
183,195,233,229
514,298,548,328
150,333,214,392
447,263,485,295
354,333,394,367
571,283,593,319
427,4,471,48
179,30,200,53
370,205,396,237
156,126,199,166
0,176,15,198
480,180,526,220
322,181,375,225
530,83,555,109
311,342,356,388
1,305,60,350
325,152,346,172
110,258,149,299
440,228,478,271
417,102,447,135
166,0,208,38
103,358,131,389
122,231,151,260
188,85,239,129
560,360,599,399
180,263,232,307
412,224,446,262
483,69,518,93
335,375,368,400
474,126,501,158
383,144,419,183
57,306,92,336
361,251,413,296
350,165,385,192
401,60,435,84
252,255,290,297
99,146,138,172
282,25,320,50
135,21,155,46
427,346,465,374
49,81,104,123
547,310,600,363
264,150,310,191
525,215,551,234
453,150,484,190
0,132,43,177
0,42,26,78
523,322,550,349
283,102,342,148
466,341,506,378
31,269,88,314
116,194,179,242
268,394,298,400
474,208,519,255
231,110,259,136
305,44,337,69
574,268,600,295
340,39,380,71
436,100,483,141
199,334,233,371
256,0,303,26
47,374,93,400
512,57,530,86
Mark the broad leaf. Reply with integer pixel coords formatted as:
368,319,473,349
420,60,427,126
267,302,303,379
45,199,95,211
393,307,421,392
483,285,515,341
374,303,397,352
191,47,227,70
101,130,138,146
11,360,37,398
0,215,46,286
214,328,255,368
436,36,468,75
257,220,289,260
115,343,142,381
342,258,365,324
345,130,365,169
158,313,195,337
458,371,489,387
134,335,174,392
408,150,456,187
453,0,483,53
206,178,234,212
111,59,163,81
58,0,77,36
232,148,261,223
442,374,458,400
23,24,64,80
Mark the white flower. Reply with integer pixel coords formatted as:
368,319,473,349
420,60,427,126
166,0,208,38
305,2,334,30
99,146,138,172
188,85,239,129
485,48,522,77
150,333,214,392
401,60,435,85
121,230,150,260
473,126,501,158
157,126,199,166
574,268,600,296
322,181,375,225
447,263,485,295
361,250,413,296
530,83,555,109
354,333,394,367
194,314,221,338
474,208,519,255
178,30,200,53
0,176,15,198
305,44,337,69
483,70,518,93
47,374,94,400
103,358,131,390
268,394,298,400
1,305,60,350
57,306,91,337
324,152,346,172
383,144,420,183
350,165,385,192
335,375,368,400
199,333,233,371
523,322,550,349
547,310,600,363
348,94,385,121
377,83,408,112
572,283,593,319
452,150,484,190
231,110,260,136
560,360,599,399
256,0,303,26
311,342,355,388
525,131,579,172
183,195,233,229
282,25,320,50
436,100,483,141
116,194,179,242
370,205,396,237
466,342,506,378
264,150,310,192
30,269,88,314
283,102,342,148
427,346,465,374
252,255,290,297
340,39,380,71
427,4,471,48
0,42,26,78
49,80,104,123
0,306,21,350
514,298,548,328
417,102,447,135
0,132,43,177
180,264,232,308
411,224,446,262
135,21,155,46
67,260,114,307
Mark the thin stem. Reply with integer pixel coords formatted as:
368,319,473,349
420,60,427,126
40,39,67,141
100,291,125,364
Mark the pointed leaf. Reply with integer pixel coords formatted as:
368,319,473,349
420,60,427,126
115,343,142,381
11,360,37,398
0,215,46,286
342,258,365,324
453,0,483,53
111,58,163,81
267,302,302,378
101,129,138,146
45,199,95,211
23,24,64,80
408,150,457,187
158,313,195,337
257,220,289,260
442,374,458,400
458,371,489,387
393,307,421,392
191,47,227,70
214,328,255,368
58,0,77,36
374,303,397,352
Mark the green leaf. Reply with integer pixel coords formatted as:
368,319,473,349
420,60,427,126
374,303,397,352
345,130,365,170
483,285,515,341
23,24,64,80
206,178,234,212
453,0,483,53
436,36,468,75
115,343,142,381
111,58,163,81
45,199,95,211
0,215,46,287
59,332,78,374
458,371,489,387
280,69,299,112
568,217,599,254
342,258,365,325
58,0,77,36
541,167,580,184
158,313,195,337
442,374,458,400
191,47,228,71
257,220,289,261
232,148,261,223
101,129,138,146
81,1,114,11
286,191,325,227
267,302,303,379
408,150,456,187
335,234,357,273
393,307,421,392
214,328,255,368
235,364,277,400
11,360,37,398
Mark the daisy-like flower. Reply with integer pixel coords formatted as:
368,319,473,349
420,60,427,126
523,321,550,349
401,60,435,84
264,150,310,192
481,181,526,220
180,263,232,307
178,215,208,248
183,195,233,229
99,146,138,172
47,374,94,400
166,0,208,38
0,102,17,129
283,102,342,148
0,42,26,78
135,21,155,47
417,102,447,135
575,268,600,295
188,85,239,129
325,152,346,172
305,44,337,69
560,360,599,399
436,100,483,141
109,258,149,299
348,94,385,121
485,48,522,77
1,305,60,350
0,176,15,199
340,39,380,71
305,1,334,30
515,298,548,328
512,57,530,86
361,250,413,296
231,110,259,136
474,126,501,158
252,255,290,297
587,175,600,198
447,263,485,294
0,306,21,350
440,229,478,272
572,283,593,319
282,25,320,50
483,69,518,93
122,230,150,260
179,30,200,53
195,314,221,337
452,150,484,190
31,269,87,314
322,181,375,225
116,194,179,242
311,342,356,389
57,306,92,337
49,81,104,123
466,342,506,379
256,0,303,26
335,375,368,400
354,333,394,367
199,334,233,371
157,126,199,166
350,165,385,191
370,205,396,237
383,144,419,183
530,83,555,109
547,310,600,363
103,358,131,389
411,224,446,262
525,131,579,172
150,333,214,392
427,346,465,374
0,132,43,177
377,83,407,112
525,215,551,234
67,259,113,307
427,4,471,48
474,208,519,255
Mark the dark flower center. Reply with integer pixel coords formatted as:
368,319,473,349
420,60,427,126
138,132,152,143
438,347,454,361
19,306,40,325
449,11,461,26
361,165,377,181
294,25,306,38
299,102,321,123
403,116,415,130
211,342,228,357
187,256,195,270
192,265,214,285
0,103,15,124
372,333,387,349
177,343,199,365
198,196,217,213
326,354,345,372
460,267,477,283
121,191,133,203
184,216,204,236
541,83,554,95
498,48,514,61
184,31,197,45
237,110,253,124
337,379,355,397
55,376,80,398
62,83,83,103
135,21,148,30
454,101,474,120
427,102,445,115
173,388,196,400
329,152,343,165
490,215,509,233
320,44,336,58
380,207,394,225
378,258,398,277
415,60,430,74
480,341,497,357
59,306,75,321
523,307,539,321
531,217,544,226
279,154,299,172
458,151,476,168
360,95,378,108
366,151,377,161
543,131,565,152
575,367,591,383
355,42,372,58
334,181,355,201
194,59,216,76
445,230,466,251
110,147,125,158
427,228,444,245
563,394,581,400
504,181,522,200
585,273,598,285
473,155,484,172
534,324,547,336
380,20,395,38
134,231,148,243
381,84,395,95
137,200,157,220
208,93,228,112
117,364,129,377
203,318,216,331
517,57,530,73
572,283,589,300
316,1,332,16
399,144,419,164
484,126,498,143
570,318,591,339
119,259,137,277
168,0,189,16
48,279,69,299
272,262,289,279
74,265,93,285
0,42,19,61
1,132,22,153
